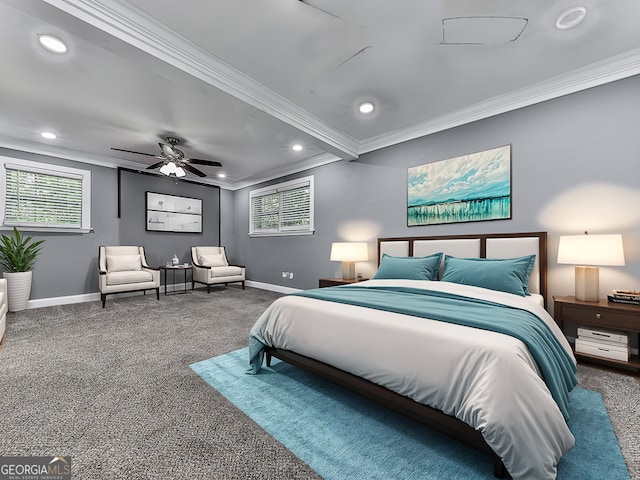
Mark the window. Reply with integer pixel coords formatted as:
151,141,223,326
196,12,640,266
249,175,314,237
0,156,92,233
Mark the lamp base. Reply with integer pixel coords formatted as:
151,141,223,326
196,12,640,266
575,266,599,302
341,261,356,280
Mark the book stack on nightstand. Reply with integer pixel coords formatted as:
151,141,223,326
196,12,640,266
575,327,630,362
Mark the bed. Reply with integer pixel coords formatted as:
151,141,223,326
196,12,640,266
248,232,577,480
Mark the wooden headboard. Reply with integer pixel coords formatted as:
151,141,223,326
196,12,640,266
377,231,547,304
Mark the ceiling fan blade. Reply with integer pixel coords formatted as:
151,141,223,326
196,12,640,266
187,158,222,167
111,147,157,157
147,161,166,170
181,163,207,177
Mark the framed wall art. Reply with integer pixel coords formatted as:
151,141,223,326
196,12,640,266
146,191,203,233
407,145,512,226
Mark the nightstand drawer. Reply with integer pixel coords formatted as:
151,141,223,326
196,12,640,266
559,305,639,330
575,338,630,361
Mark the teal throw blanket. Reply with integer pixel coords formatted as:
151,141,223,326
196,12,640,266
290,285,577,420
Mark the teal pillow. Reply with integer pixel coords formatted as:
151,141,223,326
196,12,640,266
373,252,442,281
440,255,536,296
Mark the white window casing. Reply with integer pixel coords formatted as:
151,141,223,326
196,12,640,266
249,175,314,237
0,156,92,233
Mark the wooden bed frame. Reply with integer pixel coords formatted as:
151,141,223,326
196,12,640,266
266,231,548,479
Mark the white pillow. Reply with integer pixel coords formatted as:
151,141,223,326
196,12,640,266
107,254,142,272
199,253,227,267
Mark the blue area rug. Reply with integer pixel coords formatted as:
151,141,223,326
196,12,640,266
190,348,629,480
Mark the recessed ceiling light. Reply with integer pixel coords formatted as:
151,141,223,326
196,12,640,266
40,131,57,140
217,172,227,179
555,6,587,30
292,144,303,152
358,102,375,114
38,34,68,54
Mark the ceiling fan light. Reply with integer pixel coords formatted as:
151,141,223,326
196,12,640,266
159,164,172,175
175,167,186,177
166,162,178,174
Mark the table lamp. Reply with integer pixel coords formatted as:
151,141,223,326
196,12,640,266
557,233,625,302
330,242,368,280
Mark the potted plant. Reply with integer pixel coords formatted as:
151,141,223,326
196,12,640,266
0,227,45,312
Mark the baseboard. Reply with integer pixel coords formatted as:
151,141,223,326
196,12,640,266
22,281,301,309
27,292,102,308
245,280,302,294
25,290,156,309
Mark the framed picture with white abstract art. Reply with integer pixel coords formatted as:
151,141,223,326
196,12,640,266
146,191,202,233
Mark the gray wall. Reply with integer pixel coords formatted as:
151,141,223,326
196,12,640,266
229,74,640,301
219,187,240,264
119,169,220,267
3,74,640,303
0,148,119,299
0,150,220,300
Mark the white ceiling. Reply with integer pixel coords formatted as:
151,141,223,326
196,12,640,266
1,0,639,189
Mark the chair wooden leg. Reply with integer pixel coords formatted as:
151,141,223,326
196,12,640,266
101,293,106,308
207,284,211,294
242,281,245,290
155,287,159,300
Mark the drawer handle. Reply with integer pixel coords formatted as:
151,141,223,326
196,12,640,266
595,313,601,319
593,332,611,338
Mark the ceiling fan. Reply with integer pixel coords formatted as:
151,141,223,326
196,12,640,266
111,136,222,177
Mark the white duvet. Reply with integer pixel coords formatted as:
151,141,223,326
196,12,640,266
249,279,576,480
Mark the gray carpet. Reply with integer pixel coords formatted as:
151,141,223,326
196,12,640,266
0,287,637,479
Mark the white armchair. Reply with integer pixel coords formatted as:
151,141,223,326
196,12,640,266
191,246,245,293
0,278,7,341
98,246,160,308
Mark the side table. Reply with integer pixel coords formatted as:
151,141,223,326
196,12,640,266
159,264,193,295
553,295,640,372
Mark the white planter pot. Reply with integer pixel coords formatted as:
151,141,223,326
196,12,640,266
3,271,33,312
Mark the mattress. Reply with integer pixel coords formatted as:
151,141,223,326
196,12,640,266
249,279,576,480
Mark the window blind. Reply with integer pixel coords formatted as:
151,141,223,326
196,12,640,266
4,166,83,229
249,176,314,236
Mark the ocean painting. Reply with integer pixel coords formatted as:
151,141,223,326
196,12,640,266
407,145,511,226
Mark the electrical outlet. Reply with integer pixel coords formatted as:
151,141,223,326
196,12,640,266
282,271,288,278
289,272,294,279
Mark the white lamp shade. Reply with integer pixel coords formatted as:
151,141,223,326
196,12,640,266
330,242,368,262
557,234,625,266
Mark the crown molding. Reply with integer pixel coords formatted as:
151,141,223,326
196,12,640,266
224,153,342,191
0,137,143,171
360,47,640,154
0,136,340,192
42,0,359,160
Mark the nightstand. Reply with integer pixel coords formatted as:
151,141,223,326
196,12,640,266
318,278,368,288
553,295,640,372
